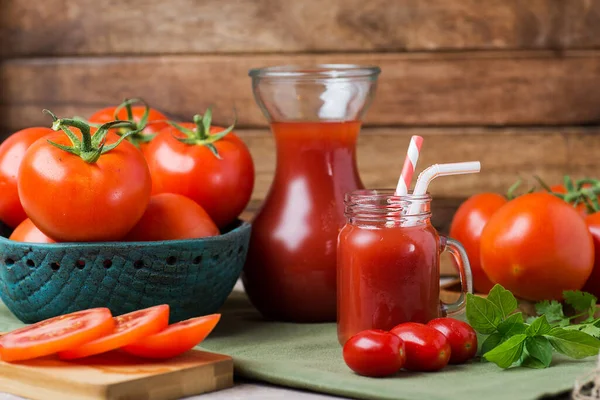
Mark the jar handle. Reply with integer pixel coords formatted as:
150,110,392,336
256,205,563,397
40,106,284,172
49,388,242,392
440,236,473,316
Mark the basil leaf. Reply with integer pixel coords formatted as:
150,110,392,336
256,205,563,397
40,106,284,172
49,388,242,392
466,293,502,334
525,336,553,368
546,328,600,359
564,323,600,339
487,284,518,318
520,355,548,369
497,312,526,336
480,332,504,357
526,315,552,336
483,334,527,368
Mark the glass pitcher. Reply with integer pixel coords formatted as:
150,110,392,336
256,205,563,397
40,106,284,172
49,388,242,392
243,65,380,322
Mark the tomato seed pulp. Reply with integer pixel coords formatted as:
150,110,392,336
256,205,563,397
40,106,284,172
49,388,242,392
243,121,363,322
337,222,441,345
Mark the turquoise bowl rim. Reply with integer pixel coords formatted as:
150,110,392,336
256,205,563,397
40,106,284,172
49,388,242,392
0,220,251,247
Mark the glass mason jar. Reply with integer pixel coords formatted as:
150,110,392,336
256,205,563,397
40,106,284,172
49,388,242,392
337,190,473,344
243,65,380,322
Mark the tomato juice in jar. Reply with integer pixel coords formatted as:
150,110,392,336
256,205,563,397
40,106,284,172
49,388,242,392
243,65,380,322
337,190,472,344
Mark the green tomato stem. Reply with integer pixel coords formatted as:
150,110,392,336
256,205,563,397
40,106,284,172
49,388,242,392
43,109,139,164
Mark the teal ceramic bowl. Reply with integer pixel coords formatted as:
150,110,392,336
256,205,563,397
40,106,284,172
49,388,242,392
0,220,251,323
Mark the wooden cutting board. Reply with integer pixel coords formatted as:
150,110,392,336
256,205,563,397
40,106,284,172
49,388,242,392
0,349,233,400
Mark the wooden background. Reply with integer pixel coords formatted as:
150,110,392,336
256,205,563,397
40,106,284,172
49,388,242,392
2,0,600,232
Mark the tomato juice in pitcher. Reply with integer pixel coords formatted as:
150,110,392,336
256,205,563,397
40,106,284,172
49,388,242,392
243,65,380,322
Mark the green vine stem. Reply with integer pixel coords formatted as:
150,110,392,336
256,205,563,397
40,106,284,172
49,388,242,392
168,107,236,159
43,109,140,164
111,98,158,147
535,175,600,214
506,178,537,200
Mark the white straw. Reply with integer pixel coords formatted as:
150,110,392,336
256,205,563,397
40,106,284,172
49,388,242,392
413,162,481,196
407,162,481,217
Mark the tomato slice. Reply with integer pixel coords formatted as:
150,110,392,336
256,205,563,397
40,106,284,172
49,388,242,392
58,305,169,360
122,314,220,359
0,308,115,362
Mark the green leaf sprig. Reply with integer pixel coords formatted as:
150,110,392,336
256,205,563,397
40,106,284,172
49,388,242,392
529,290,600,338
466,284,600,369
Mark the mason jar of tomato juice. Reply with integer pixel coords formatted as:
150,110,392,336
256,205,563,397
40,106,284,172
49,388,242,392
337,190,473,345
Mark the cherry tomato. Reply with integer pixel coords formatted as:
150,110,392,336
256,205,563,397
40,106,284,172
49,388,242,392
89,100,169,152
426,318,477,364
145,111,254,228
390,322,451,372
449,193,507,293
342,329,406,377
0,308,115,362
59,305,170,360
18,117,151,242
9,218,55,243
124,193,219,241
583,212,600,298
481,192,594,301
0,127,54,228
122,314,220,359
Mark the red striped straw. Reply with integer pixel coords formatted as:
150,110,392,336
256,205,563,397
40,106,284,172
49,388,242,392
395,135,424,195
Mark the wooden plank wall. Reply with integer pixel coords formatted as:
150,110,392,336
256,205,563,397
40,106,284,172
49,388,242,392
2,0,600,219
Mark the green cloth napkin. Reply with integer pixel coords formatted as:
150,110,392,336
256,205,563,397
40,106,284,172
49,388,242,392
0,293,595,400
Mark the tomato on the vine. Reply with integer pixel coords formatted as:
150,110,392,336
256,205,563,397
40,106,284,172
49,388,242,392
391,322,451,372
480,192,594,301
0,127,53,228
426,318,477,364
549,184,592,217
88,98,169,151
9,218,55,243
144,110,254,228
342,329,406,377
18,111,151,242
449,193,507,293
125,193,219,241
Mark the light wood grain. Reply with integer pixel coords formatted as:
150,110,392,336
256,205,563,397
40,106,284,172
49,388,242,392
240,126,600,201
2,52,600,129
1,0,597,57
0,350,232,400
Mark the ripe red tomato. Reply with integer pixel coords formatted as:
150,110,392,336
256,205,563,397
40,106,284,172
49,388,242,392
426,318,477,364
144,112,254,228
583,212,600,298
88,100,169,152
481,192,594,301
390,322,451,372
125,193,219,241
0,127,54,228
342,329,406,377
9,218,55,243
449,193,507,293
0,308,115,362
59,305,170,360
122,314,221,359
18,117,151,242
